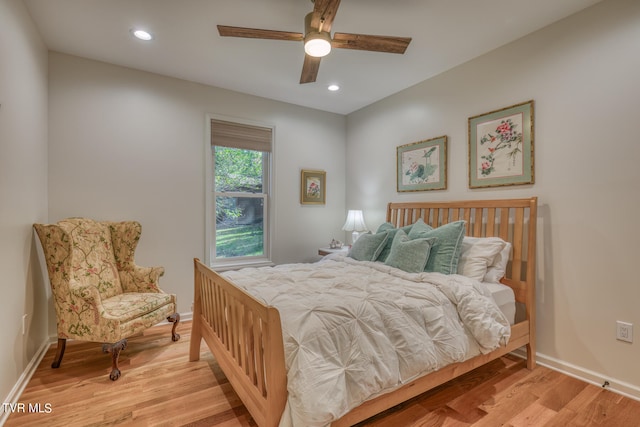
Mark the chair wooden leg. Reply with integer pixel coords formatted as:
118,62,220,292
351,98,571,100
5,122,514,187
102,339,127,381
51,338,66,368
168,312,181,341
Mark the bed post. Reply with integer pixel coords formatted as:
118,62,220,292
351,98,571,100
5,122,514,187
189,258,203,362
264,307,288,427
526,197,537,370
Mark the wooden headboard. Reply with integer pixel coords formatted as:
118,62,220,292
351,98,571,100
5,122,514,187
386,197,537,300
386,197,537,368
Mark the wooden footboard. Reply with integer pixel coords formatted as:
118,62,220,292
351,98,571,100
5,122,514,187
190,259,287,427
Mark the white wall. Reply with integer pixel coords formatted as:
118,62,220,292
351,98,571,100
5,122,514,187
48,53,347,314
347,0,640,396
0,0,49,407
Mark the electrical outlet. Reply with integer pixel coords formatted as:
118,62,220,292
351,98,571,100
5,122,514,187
616,321,633,343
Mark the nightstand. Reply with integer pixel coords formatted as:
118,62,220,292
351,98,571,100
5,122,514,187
318,247,349,256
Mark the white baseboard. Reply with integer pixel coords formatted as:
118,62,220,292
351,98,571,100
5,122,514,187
513,349,640,402
0,338,52,426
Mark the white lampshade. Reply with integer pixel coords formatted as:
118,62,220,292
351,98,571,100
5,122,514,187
304,32,332,57
342,210,367,243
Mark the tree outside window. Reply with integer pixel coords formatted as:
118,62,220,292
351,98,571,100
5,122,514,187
214,147,267,259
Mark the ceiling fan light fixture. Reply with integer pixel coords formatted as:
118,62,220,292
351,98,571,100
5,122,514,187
304,31,331,57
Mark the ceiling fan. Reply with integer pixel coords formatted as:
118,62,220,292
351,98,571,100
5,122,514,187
217,0,412,84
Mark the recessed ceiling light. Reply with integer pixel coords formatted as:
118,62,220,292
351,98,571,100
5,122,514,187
328,84,340,92
131,29,153,41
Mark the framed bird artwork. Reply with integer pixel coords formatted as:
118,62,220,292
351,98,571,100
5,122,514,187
397,136,447,192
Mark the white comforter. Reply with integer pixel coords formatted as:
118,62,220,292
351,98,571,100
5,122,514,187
222,254,510,427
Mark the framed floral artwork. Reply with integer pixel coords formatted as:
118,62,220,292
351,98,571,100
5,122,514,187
300,169,326,205
468,100,534,188
397,136,447,192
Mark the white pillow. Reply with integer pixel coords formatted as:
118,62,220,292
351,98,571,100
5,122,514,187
457,237,506,282
485,241,512,283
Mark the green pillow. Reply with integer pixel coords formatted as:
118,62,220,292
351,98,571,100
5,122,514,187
376,222,396,233
348,232,388,262
408,220,466,274
406,218,432,235
375,223,414,262
376,222,413,234
384,230,436,273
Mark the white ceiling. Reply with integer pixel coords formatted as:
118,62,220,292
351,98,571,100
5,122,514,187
24,0,602,115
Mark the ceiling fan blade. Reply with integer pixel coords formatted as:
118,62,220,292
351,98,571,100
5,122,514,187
310,0,341,32
217,25,303,41
300,55,321,84
332,33,412,54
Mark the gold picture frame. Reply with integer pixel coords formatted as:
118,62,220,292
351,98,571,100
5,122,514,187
397,136,448,192
468,100,534,188
300,169,326,205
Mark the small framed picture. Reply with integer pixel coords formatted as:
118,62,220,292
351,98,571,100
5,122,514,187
300,169,326,205
397,136,447,192
468,100,534,188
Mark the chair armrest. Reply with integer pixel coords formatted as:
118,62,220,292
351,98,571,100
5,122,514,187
119,265,165,293
68,279,105,322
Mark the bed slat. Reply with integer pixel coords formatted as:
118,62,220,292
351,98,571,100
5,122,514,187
486,208,496,235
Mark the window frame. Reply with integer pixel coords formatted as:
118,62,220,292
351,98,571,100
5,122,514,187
205,114,275,270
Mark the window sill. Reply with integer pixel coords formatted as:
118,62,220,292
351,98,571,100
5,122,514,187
211,259,275,272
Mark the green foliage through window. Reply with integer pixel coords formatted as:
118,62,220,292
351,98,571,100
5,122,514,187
213,146,267,260
215,147,263,193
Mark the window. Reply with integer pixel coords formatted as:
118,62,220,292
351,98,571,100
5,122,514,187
208,118,273,267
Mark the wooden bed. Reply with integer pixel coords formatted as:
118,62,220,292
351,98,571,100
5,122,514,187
189,197,537,427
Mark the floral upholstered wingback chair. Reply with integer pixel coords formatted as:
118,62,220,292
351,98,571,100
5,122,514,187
34,218,180,381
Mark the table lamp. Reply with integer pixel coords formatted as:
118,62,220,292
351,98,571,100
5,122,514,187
342,210,368,244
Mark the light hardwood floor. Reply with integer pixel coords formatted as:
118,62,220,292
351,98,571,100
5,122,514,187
6,322,640,427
